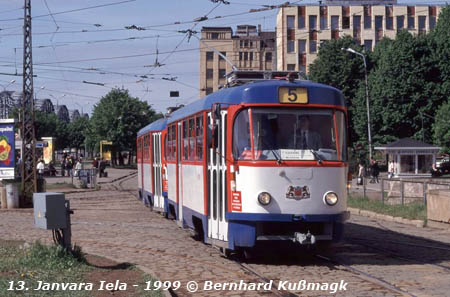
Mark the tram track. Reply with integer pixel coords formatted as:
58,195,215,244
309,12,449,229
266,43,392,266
347,237,450,272
315,254,417,297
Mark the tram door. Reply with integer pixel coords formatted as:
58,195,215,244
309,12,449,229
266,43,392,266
207,111,228,242
152,133,164,210
176,122,183,225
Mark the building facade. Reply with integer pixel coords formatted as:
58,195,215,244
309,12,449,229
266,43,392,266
276,0,443,72
200,25,275,97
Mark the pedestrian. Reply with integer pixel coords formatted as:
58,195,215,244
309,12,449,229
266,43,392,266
98,158,106,177
37,159,45,179
372,160,380,183
66,156,73,177
92,157,98,169
388,160,394,179
74,158,83,177
61,157,66,177
357,163,365,186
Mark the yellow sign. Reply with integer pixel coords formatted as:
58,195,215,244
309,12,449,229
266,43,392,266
278,87,308,104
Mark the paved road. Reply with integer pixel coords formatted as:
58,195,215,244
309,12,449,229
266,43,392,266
1,169,449,297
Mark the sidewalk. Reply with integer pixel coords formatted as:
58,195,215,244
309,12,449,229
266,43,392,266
44,167,136,191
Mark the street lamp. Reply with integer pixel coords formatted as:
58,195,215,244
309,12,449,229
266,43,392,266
0,79,16,91
342,47,373,161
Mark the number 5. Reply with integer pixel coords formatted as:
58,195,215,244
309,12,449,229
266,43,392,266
288,88,297,102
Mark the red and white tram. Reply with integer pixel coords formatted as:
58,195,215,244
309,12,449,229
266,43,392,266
137,71,350,252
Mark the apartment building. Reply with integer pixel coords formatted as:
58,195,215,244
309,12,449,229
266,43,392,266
276,0,443,72
200,25,275,97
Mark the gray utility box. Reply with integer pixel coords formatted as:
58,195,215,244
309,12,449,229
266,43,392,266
33,192,67,230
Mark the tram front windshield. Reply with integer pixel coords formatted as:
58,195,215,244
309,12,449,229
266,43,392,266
233,108,347,161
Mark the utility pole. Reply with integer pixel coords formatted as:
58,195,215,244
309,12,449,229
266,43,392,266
21,0,37,204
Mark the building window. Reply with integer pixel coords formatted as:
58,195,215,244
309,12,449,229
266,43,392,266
219,51,226,60
298,16,305,29
298,6,306,29
219,69,226,78
386,16,393,30
211,32,219,39
244,52,248,61
249,52,253,61
309,40,317,53
239,52,242,61
375,16,383,30
287,40,295,53
407,6,415,29
298,39,306,53
309,15,317,30
429,6,437,29
206,69,213,79
287,15,295,29
331,15,339,30
397,16,404,30
320,6,328,30
342,6,350,29
364,5,371,29
386,6,393,30
206,51,213,61
418,16,426,34
287,64,295,71
364,40,372,52
429,16,436,30
265,52,272,61
353,15,361,29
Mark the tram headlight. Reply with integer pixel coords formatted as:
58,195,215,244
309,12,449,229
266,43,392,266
258,192,272,206
323,191,338,206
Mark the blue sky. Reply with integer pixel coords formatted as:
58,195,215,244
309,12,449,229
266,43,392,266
0,0,445,114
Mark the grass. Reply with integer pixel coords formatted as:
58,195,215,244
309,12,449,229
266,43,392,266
0,242,88,297
0,241,162,297
348,194,427,221
46,182,76,190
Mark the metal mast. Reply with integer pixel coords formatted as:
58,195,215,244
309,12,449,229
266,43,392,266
21,0,37,201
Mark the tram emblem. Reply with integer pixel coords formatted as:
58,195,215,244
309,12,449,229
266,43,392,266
286,185,310,200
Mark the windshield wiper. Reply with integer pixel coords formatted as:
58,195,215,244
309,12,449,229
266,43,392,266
260,138,282,164
309,149,323,164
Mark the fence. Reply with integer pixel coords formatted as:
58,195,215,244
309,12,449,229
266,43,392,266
75,168,97,189
380,178,450,205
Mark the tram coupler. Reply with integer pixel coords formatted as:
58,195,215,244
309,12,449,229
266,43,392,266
293,231,316,245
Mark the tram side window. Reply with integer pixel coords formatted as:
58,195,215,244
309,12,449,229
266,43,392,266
189,117,195,161
335,111,347,161
172,125,177,160
183,120,188,160
232,110,251,159
196,115,203,160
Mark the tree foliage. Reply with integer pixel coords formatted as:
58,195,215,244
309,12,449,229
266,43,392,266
67,116,89,151
34,110,70,150
89,88,162,163
308,35,366,145
433,100,450,153
352,31,442,146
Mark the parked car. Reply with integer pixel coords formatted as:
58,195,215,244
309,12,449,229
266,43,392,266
436,156,449,168
437,159,450,174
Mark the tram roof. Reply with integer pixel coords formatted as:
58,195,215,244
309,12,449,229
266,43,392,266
137,117,167,136
166,80,345,124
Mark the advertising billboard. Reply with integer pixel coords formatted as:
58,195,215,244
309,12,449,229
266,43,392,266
0,119,15,180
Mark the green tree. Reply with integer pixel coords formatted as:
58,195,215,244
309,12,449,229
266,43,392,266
34,110,70,150
430,6,450,99
90,88,162,165
353,30,442,148
67,116,90,156
308,35,366,145
432,100,450,153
